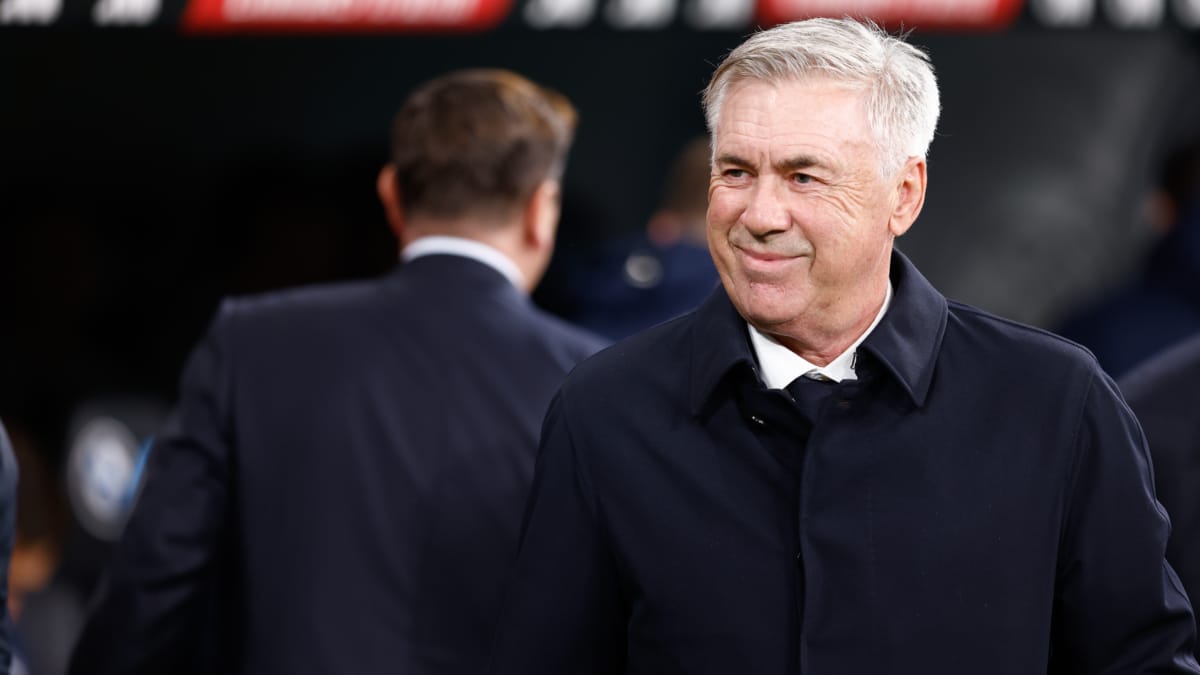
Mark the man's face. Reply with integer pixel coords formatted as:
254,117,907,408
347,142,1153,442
707,78,909,340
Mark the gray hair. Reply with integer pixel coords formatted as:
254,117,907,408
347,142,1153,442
702,17,940,175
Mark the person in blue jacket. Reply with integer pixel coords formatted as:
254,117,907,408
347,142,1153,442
488,18,1200,675
560,135,720,340
0,421,16,675
1120,332,1200,646
1057,138,1200,378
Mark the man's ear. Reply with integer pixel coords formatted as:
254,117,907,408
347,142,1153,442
376,164,406,242
523,179,561,250
889,157,927,238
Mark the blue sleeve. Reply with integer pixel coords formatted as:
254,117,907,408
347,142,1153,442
488,390,627,675
0,421,19,675
1052,370,1200,673
69,302,237,675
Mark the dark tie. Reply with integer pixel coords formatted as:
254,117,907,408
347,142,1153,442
785,373,836,423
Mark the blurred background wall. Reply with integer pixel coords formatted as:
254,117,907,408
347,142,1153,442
1,2,1199,671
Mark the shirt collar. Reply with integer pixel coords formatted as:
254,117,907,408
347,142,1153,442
748,281,893,388
687,250,947,415
401,235,525,291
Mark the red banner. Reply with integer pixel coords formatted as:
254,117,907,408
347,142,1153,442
758,0,1024,31
182,0,512,33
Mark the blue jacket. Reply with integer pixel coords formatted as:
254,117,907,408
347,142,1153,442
1057,202,1200,378
560,236,719,341
69,255,607,675
1120,333,1200,641
0,422,16,675
490,252,1199,674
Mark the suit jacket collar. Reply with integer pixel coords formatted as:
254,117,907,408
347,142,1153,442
402,236,525,290
687,250,947,415
388,253,528,301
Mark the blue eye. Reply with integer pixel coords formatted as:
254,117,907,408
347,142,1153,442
792,173,813,184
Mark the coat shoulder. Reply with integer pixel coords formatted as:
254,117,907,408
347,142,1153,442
217,278,381,325
561,312,695,398
945,299,1102,377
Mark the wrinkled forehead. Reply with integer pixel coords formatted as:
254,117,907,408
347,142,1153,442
715,78,873,141
730,77,887,145
711,77,889,179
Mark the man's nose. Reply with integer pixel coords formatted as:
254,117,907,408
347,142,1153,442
740,179,790,236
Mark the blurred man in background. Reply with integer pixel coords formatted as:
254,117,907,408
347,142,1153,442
1058,137,1200,377
1120,332,1200,642
5,419,78,675
558,135,719,340
0,420,17,675
69,68,605,675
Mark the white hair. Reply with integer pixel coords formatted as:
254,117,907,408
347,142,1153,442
703,17,941,176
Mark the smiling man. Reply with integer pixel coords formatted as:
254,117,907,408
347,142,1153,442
706,75,920,372
487,18,1200,675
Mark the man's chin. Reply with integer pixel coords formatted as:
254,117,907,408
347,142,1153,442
737,304,804,335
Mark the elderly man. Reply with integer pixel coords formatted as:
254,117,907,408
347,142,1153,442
487,18,1199,675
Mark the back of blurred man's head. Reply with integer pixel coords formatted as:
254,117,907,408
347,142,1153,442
648,135,712,247
388,69,578,223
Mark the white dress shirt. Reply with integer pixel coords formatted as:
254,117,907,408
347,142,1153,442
401,235,525,291
748,282,893,388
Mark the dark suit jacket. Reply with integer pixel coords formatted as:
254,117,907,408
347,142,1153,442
69,254,606,675
1120,333,1200,621
489,251,1199,675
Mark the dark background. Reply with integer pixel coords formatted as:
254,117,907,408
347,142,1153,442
1,5,1199,672
4,24,1199,438
1,0,1199,574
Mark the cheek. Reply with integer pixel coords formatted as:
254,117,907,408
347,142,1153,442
706,229,733,277
705,201,733,245
707,189,743,225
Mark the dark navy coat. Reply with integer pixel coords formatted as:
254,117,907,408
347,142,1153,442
69,254,606,675
489,252,1199,675
1120,333,1200,636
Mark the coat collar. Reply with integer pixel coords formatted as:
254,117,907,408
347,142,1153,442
687,250,947,415
857,251,947,407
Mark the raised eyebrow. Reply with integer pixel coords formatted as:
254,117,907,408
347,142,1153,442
776,155,824,173
714,153,752,169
